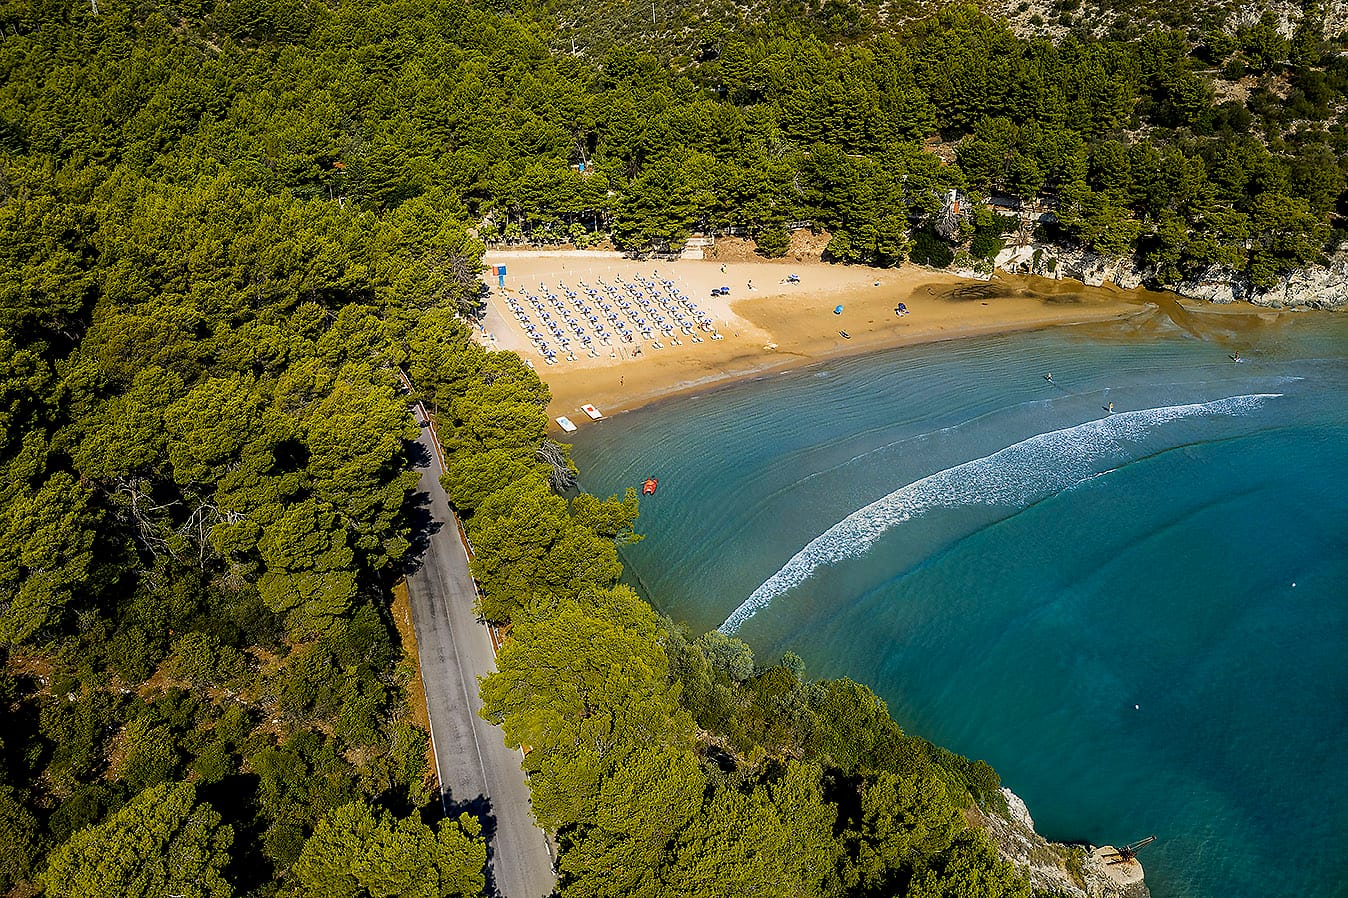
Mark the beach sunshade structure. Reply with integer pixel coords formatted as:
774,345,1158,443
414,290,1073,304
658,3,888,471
834,305,844,314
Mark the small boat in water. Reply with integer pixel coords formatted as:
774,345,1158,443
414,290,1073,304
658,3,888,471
642,477,659,495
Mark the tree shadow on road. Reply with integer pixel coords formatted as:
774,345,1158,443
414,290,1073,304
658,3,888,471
436,791,503,897
402,440,443,575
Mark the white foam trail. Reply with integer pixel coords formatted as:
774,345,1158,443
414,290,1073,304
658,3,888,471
720,394,1281,633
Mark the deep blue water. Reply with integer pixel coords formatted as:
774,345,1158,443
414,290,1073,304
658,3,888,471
568,305,1348,898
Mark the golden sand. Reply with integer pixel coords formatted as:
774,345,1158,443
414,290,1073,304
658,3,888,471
476,251,1231,427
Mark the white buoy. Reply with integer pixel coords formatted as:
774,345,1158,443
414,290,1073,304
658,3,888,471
1134,704,1140,710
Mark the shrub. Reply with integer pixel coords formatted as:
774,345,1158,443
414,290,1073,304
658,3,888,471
756,225,791,257
970,233,1005,261
696,630,756,682
167,632,245,688
911,228,955,268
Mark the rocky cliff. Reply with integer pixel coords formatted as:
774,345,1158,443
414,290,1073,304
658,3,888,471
986,788,1152,898
994,243,1348,310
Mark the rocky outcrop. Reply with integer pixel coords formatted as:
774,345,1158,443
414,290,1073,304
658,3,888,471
1172,266,1247,305
986,788,1151,898
992,0,1348,45
994,244,1145,291
993,243,1348,310
1170,261,1348,310
1245,260,1348,310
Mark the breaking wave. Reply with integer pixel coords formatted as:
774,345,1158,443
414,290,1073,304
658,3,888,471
720,394,1281,633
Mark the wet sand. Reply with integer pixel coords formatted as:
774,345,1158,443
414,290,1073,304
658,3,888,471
477,252,1272,427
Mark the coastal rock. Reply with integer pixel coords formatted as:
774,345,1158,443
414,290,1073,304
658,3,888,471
995,244,1145,290
1172,265,1247,304
1113,267,1145,290
995,244,1348,310
1084,847,1151,898
1247,259,1348,310
1169,260,1348,310
986,787,1151,898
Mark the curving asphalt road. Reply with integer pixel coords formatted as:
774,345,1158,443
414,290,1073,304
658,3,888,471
404,416,556,898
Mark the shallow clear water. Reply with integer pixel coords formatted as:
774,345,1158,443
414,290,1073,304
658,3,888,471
569,306,1348,898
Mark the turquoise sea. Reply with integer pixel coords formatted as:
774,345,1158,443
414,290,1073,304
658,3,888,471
568,297,1348,898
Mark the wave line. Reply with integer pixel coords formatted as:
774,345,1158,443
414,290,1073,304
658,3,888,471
719,394,1281,633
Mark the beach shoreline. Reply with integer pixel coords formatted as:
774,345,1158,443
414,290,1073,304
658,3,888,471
477,251,1276,426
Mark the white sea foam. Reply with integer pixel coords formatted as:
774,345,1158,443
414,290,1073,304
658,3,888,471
719,394,1281,633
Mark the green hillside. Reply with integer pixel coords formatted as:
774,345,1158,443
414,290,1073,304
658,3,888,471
0,0,1341,894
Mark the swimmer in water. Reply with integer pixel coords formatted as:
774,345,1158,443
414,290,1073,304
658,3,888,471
1044,373,1053,382
1107,402,1114,413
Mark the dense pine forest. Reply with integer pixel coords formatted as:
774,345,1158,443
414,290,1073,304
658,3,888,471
0,0,1341,894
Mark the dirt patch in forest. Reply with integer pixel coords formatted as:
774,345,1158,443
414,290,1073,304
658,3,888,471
708,235,762,261
786,228,831,262
707,229,830,263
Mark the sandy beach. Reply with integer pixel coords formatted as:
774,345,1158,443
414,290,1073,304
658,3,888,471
478,251,1184,427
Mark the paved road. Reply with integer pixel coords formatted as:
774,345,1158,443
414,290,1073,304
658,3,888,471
404,419,556,898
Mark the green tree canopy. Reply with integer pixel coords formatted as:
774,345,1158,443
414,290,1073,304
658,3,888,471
479,584,692,827
40,782,234,898
292,800,486,898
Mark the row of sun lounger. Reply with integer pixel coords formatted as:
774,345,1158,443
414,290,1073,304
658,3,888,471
503,273,723,364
